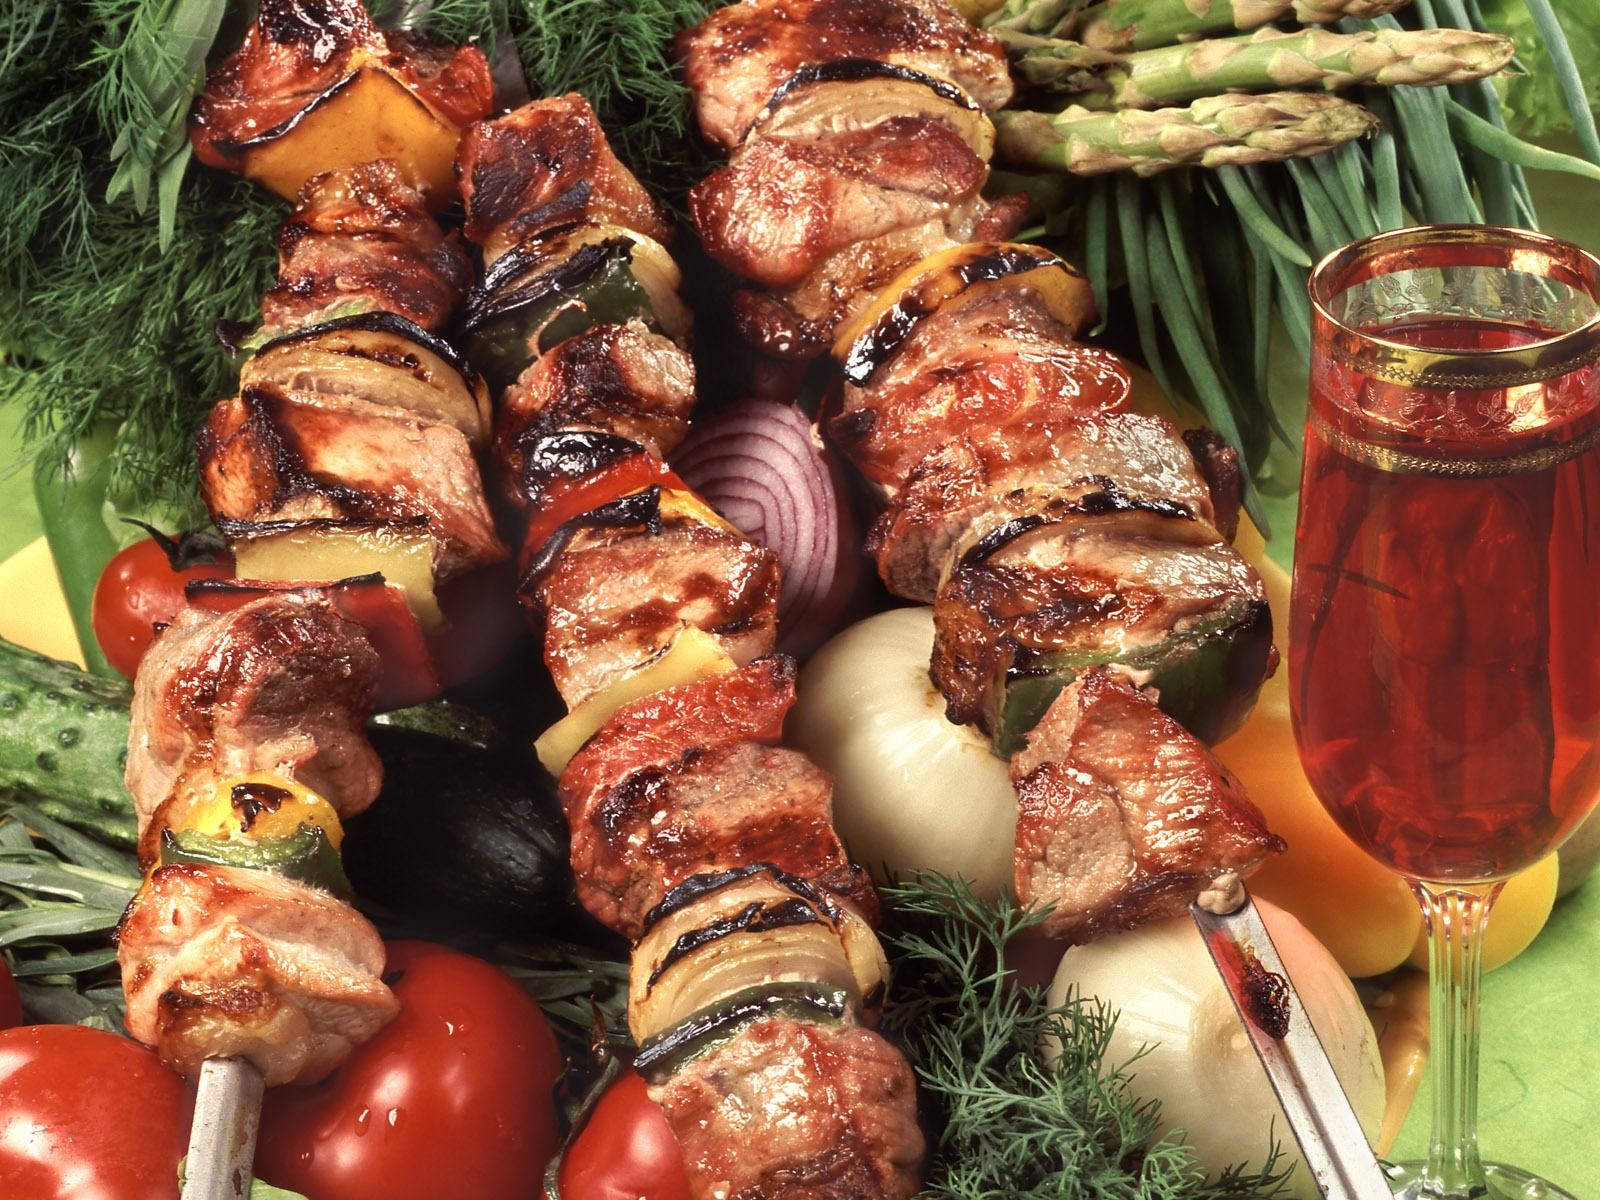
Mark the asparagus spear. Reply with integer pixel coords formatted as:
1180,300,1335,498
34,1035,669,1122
1075,0,1412,53
993,91,1381,175
1017,26,1515,110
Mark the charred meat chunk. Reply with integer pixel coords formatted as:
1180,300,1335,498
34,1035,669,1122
1010,670,1284,942
457,95,673,262
198,385,506,580
676,0,1013,151
118,864,397,1085
263,160,473,333
649,1015,924,1200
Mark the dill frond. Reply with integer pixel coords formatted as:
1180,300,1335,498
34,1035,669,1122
882,874,1293,1200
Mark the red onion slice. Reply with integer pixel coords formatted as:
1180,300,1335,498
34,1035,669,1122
672,400,861,657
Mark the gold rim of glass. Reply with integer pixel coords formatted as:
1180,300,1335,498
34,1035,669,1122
1307,223,1600,389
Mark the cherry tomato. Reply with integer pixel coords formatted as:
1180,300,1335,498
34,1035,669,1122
0,959,20,1030
558,1070,692,1200
0,1024,194,1199
256,941,562,1200
92,535,232,678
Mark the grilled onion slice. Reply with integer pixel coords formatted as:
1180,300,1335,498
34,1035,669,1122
832,242,1098,386
747,60,994,161
242,314,491,447
221,517,442,630
628,867,887,1043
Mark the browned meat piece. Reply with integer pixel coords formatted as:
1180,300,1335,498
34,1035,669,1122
829,288,1133,494
677,0,1013,151
570,741,877,938
930,514,1263,729
691,118,987,291
262,160,472,333
529,517,780,710
650,1016,924,1200
1182,428,1245,542
870,414,1219,601
190,0,491,171
457,95,673,262
198,384,506,580
727,193,1029,360
126,595,381,841
1010,670,1283,942
119,864,398,1084
496,321,696,509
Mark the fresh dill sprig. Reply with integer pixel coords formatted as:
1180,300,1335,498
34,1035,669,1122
882,874,1292,1200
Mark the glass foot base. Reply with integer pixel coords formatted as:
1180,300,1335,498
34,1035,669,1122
1381,1161,1580,1200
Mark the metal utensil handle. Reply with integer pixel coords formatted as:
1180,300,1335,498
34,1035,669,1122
1191,892,1394,1200
181,1058,266,1200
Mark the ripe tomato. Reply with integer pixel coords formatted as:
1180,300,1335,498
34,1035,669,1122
256,941,562,1200
92,534,232,678
0,1024,194,1199
557,1070,692,1200
0,959,20,1029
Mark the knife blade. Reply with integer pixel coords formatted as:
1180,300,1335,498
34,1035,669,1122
1190,883,1393,1200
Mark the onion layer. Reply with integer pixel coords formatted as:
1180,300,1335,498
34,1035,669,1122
672,400,860,656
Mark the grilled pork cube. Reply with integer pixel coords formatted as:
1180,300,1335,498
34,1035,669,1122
496,321,696,509
530,517,780,710
650,1016,924,1200
1010,670,1284,942
457,95,673,262
119,864,398,1085
262,160,473,333
676,0,1013,151
198,385,506,580
190,0,492,176
126,595,380,834
691,118,987,292
560,658,876,936
829,290,1132,495
870,415,1220,602
930,512,1266,732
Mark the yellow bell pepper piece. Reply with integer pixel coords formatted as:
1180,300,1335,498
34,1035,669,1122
536,628,737,777
180,773,345,851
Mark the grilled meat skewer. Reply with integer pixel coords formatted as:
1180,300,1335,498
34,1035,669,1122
679,0,1284,940
455,97,925,1200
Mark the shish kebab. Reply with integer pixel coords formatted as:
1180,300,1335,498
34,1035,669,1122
115,7,503,1193
450,97,926,1198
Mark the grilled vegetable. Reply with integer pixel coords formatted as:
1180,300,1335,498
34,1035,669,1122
159,824,354,899
240,313,492,447
631,983,853,1084
176,774,346,848
991,595,1274,754
223,518,443,630
832,242,1097,386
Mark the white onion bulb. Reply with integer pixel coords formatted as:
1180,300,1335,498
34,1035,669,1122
790,607,1016,896
1048,898,1385,1198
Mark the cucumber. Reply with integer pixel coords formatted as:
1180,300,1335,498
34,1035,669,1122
0,640,137,846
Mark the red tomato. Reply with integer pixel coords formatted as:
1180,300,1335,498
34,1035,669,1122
92,536,232,678
0,959,20,1030
558,1070,692,1200
0,1024,193,1199
256,941,562,1200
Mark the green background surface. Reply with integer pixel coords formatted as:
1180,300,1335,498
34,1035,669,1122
1,153,1598,1194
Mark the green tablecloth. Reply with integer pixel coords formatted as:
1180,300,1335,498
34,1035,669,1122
1,154,1597,1194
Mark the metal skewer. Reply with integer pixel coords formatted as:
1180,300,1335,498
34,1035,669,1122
181,1058,266,1200
1190,882,1393,1200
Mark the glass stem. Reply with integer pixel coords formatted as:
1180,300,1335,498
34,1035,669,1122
1412,879,1504,1199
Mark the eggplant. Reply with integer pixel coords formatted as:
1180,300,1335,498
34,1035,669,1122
159,825,353,900
342,726,577,936
240,312,492,447
991,596,1274,756
832,242,1097,386
748,59,994,160
631,982,852,1084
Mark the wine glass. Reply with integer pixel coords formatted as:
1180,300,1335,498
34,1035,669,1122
1290,224,1600,1199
